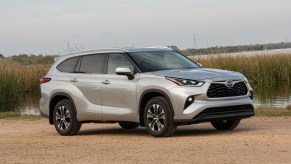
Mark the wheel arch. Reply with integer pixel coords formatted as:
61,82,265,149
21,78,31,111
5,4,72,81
139,89,174,126
49,92,76,125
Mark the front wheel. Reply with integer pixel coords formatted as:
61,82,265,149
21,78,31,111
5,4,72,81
53,99,81,136
144,97,176,137
211,119,240,130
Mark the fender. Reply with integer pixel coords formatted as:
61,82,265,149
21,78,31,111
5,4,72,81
49,92,77,124
139,89,175,115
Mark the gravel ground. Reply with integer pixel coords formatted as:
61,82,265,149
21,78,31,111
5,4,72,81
0,117,291,164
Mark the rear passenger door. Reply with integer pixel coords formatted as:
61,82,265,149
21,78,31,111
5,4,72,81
70,54,107,119
101,53,139,122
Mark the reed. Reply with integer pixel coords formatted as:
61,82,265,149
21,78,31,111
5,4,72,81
0,59,48,105
190,53,291,83
0,112,41,119
1,53,290,105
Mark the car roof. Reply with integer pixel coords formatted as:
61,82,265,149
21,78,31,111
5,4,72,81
54,47,174,62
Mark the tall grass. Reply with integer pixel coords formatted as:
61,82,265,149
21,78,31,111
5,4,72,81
190,53,291,83
0,53,290,105
0,59,48,105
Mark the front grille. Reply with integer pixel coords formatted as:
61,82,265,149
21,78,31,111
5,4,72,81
193,105,254,121
207,81,248,98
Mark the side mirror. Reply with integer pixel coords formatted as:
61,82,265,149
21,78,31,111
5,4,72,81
197,63,203,67
115,67,135,80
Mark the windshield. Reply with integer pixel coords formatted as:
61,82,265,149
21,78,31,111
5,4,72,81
129,51,199,72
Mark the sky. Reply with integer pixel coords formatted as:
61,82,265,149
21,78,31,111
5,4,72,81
0,0,291,56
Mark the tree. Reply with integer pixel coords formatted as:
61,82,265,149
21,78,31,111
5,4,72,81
0,53,4,58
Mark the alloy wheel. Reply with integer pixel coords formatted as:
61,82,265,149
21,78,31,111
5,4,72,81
55,106,71,131
146,104,166,132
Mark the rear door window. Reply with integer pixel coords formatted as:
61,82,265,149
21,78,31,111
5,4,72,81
79,54,106,74
57,57,79,73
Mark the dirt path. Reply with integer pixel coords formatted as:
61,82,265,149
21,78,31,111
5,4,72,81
0,117,291,163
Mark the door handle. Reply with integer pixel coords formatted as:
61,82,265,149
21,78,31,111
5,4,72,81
102,80,111,85
70,78,78,82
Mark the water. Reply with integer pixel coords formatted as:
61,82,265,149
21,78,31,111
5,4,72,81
252,82,291,108
0,82,290,116
194,48,291,57
0,92,40,115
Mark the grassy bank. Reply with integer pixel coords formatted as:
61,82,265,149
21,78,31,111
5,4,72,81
255,105,291,116
0,112,41,119
0,59,49,105
190,53,291,83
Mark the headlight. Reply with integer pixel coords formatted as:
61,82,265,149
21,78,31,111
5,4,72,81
242,76,249,84
236,72,249,83
166,77,205,87
244,79,249,84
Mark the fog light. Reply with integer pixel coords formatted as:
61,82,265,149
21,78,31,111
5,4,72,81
249,91,253,100
184,96,195,110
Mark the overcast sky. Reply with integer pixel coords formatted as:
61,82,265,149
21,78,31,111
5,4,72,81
0,0,291,56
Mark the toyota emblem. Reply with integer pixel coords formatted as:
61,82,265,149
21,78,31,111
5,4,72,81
225,80,234,87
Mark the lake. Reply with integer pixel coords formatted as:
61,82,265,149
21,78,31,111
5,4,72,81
251,82,291,108
0,81,290,116
195,48,291,57
0,92,41,115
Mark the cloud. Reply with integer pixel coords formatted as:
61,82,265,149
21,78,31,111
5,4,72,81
0,0,291,55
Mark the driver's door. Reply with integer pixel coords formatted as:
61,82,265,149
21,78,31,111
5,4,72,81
100,53,139,122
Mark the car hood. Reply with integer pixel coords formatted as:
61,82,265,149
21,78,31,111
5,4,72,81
152,68,244,80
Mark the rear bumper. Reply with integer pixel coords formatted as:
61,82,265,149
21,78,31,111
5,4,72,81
39,96,50,118
40,111,49,118
175,104,254,125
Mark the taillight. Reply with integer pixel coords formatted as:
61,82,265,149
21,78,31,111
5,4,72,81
40,77,51,84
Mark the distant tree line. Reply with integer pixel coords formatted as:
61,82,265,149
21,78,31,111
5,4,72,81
185,44,264,55
8,54,56,65
1,41,290,61
264,42,291,50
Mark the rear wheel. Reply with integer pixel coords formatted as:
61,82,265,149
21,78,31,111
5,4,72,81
53,99,81,136
118,122,139,129
211,119,240,130
144,97,176,137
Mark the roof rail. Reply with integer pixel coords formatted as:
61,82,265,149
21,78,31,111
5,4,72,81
146,46,173,50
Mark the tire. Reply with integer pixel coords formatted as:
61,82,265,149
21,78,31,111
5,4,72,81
143,97,177,137
53,99,81,136
211,119,240,130
118,122,139,129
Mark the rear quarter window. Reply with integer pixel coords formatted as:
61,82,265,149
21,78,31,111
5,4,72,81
57,57,79,73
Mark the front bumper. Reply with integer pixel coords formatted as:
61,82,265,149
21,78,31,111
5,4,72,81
175,104,254,125
168,81,254,121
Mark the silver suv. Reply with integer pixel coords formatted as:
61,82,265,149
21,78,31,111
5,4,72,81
40,47,254,137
